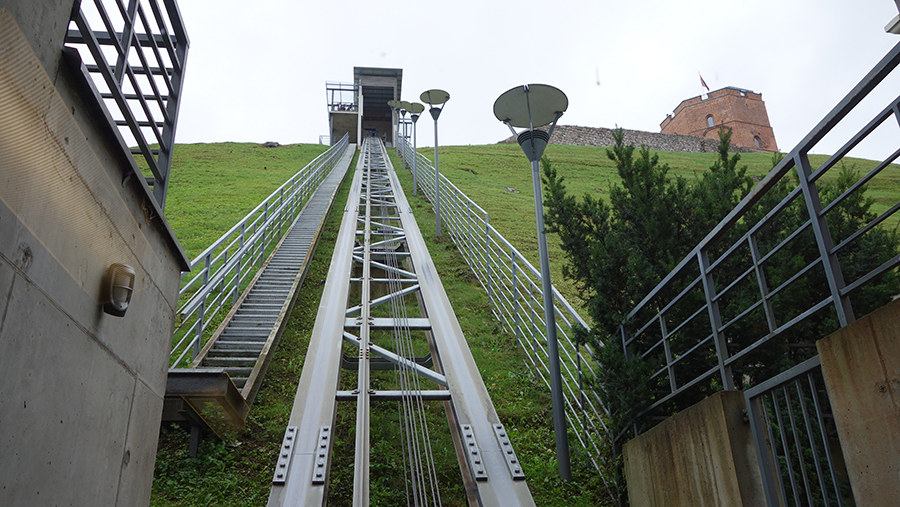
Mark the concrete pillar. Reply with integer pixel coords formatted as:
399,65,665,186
623,391,765,507
817,298,900,507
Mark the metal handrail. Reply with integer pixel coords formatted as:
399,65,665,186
622,40,900,422
396,137,619,501
170,134,349,367
66,0,189,210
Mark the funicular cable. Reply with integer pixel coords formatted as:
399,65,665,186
370,139,441,507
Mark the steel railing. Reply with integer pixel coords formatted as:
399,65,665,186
170,133,349,368
745,357,852,507
396,137,619,501
621,41,900,423
65,0,189,210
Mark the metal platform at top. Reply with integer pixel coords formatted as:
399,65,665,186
266,138,535,506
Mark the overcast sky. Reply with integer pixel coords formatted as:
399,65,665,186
173,0,900,160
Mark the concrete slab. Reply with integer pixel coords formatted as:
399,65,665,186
817,298,900,507
116,380,164,507
0,274,134,507
623,391,765,507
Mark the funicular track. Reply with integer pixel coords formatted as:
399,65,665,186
267,138,535,506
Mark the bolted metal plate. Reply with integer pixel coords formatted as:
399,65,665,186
493,84,568,129
493,423,526,480
461,424,488,482
311,426,332,485
272,426,297,484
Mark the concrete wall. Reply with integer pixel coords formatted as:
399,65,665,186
660,87,778,152
0,5,186,506
817,298,900,507
623,391,765,507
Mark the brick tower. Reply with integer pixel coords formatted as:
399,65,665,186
660,87,778,151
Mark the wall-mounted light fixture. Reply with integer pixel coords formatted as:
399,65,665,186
103,263,135,317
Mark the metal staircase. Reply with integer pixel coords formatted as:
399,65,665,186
194,162,351,405
163,143,355,448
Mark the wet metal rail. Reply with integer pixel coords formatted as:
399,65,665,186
267,138,535,507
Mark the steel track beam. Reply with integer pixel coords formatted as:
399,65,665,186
267,138,534,507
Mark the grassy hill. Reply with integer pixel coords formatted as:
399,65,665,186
407,143,900,318
153,143,609,506
153,140,898,506
163,142,329,260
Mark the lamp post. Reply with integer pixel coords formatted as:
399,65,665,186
493,83,571,480
420,89,449,237
387,100,401,153
400,100,412,148
408,102,425,196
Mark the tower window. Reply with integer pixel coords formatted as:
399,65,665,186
707,115,714,128
754,136,761,148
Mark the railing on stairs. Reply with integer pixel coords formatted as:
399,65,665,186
170,133,349,368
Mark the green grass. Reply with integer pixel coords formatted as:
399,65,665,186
152,140,897,506
164,142,329,260
414,143,900,318
152,144,612,506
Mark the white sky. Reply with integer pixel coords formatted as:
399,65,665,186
174,0,900,160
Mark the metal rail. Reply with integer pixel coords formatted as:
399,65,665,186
170,134,349,368
620,40,900,422
396,137,619,501
65,0,189,209
745,357,851,507
267,137,535,506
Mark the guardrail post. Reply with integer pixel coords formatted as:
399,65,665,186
795,152,855,327
194,252,211,361
698,249,735,390
234,223,245,305
260,202,269,268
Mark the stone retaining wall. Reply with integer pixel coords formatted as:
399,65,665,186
502,125,762,154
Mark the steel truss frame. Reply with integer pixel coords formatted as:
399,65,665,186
267,138,534,506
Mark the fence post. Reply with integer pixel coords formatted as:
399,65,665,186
194,252,211,361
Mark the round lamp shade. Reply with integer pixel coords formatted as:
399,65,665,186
420,89,450,105
493,84,568,128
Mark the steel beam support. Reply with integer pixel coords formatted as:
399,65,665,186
394,155,536,506
266,149,366,507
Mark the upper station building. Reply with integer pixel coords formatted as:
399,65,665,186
326,67,403,147
660,86,778,152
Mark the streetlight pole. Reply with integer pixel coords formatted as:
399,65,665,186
493,84,571,480
408,102,425,196
420,89,449,238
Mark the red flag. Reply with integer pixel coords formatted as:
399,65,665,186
699,73,710,92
